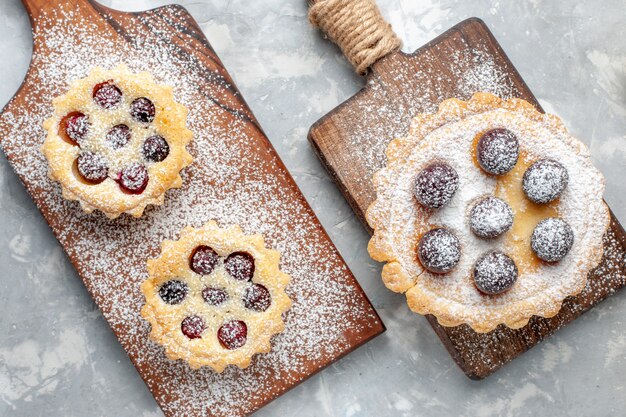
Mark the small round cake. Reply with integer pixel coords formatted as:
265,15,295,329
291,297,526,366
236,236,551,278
141,221,292,372
366,93,609,332
42,64,193,218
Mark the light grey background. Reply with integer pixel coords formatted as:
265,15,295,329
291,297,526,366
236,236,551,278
0,0,625,416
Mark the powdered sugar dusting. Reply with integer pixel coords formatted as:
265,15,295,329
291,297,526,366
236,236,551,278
374,105,609,326
0,4,381,417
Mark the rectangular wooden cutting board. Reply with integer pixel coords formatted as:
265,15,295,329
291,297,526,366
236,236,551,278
308,17,626,380
0,1,385,416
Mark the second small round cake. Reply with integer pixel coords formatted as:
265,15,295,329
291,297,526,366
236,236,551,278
141,222,292,372
42,64,193,218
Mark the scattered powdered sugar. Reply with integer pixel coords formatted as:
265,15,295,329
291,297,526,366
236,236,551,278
0,5,381,417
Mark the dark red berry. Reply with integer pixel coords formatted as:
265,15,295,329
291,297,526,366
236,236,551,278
190,246,219,275
181,315,205,339
225,252,255,281
202,287,228,305
417,228,461,274
476,128,519,175
142,135,169,162
117,163,148,194
61,112,89,145
469,196,514,239
76,152,108,184
93,80,122,109
105,124,131,149
414,162,459,209
473,251,518,295
523,159,569,204
130,97,155,123
158,280,188,305
531,217,574,262
243,284,271,312
218,320,247,349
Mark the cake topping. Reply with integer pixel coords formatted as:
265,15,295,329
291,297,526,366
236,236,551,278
531,217,574,262
225,252,255,281
130,97,156,123
93,80,122,109
469,195,514,239
413,162,459,209
105,124,131,149
158,280,188,305
523,159,569,204
143,135,170,162
76,151,108,184
417,227,461,274
476,128,519,175
218,320,248,349
202,287,229,306
190,245,220,275
61,112,89,145
117,162,149,194
243,284,271,312
473,251,518,295
181,315,205,339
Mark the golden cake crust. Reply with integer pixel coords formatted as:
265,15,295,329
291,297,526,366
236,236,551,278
141,221,292,372
366,93,609,333
42,64,193,218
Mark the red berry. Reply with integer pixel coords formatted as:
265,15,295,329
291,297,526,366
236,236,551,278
417,228,461,274
469,196,513,239
218,320,247,349
93,80,122,109
476,128,519,175
531,218,574,262
130,97,155,123
242,284,271,312
202,287,228,305
158,280,188,305
61,112,89,145
181,315,205,339
414,162,459,209
117,163,148,194
225,252,255,281
190,246,219,275
473,251,518,295
105,124,131,149
76,152,108,184
142,135,169,162
523,159,569,204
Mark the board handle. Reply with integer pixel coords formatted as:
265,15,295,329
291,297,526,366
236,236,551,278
308,0,401,75
22,0,85,24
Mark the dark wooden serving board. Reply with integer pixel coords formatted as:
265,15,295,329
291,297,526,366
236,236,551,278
0,1,384,416
308,18,626,380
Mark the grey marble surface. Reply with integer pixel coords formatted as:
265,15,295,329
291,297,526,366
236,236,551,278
0,0,625,416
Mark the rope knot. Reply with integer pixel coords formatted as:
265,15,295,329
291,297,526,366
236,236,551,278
309,0,401,75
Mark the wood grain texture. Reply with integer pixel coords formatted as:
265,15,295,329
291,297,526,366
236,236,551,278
308,17,626,380
0,0,385,415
